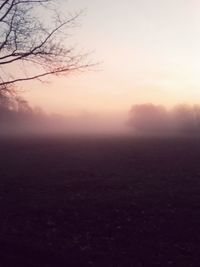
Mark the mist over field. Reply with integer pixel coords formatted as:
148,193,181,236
0,96,128,136
128,103,200,137
2,98,200,138
2,0,200,265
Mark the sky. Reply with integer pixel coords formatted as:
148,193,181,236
22,0,200,116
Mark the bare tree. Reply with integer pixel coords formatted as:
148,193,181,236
0,0,90,95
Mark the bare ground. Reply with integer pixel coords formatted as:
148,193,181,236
0,136,200,266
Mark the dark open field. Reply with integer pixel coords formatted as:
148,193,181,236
0,136,200,266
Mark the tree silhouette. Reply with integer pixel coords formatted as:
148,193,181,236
0,0,90,96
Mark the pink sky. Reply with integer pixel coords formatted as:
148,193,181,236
20,0,200,116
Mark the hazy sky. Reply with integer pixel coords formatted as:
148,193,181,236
22,0,200,115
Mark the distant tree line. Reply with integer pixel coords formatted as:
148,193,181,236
128,103,200,136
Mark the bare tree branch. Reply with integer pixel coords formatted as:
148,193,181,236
0,64,91,86
0,0,10,12
0,0,91,92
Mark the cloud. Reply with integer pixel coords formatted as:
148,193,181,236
128,103,200,136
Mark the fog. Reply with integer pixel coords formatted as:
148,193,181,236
128,103,200,136
2,94,200,137
0,95,128,136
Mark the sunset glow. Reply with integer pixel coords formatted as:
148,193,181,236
2,1,200,265
17,0,200,117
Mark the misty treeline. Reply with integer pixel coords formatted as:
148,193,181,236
0,93,115,135
0,92,43,134
0,93,69,135
128,103,200,136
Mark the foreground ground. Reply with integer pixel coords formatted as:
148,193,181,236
0,136,200,266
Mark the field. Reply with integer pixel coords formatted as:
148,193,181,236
0,136,200,266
